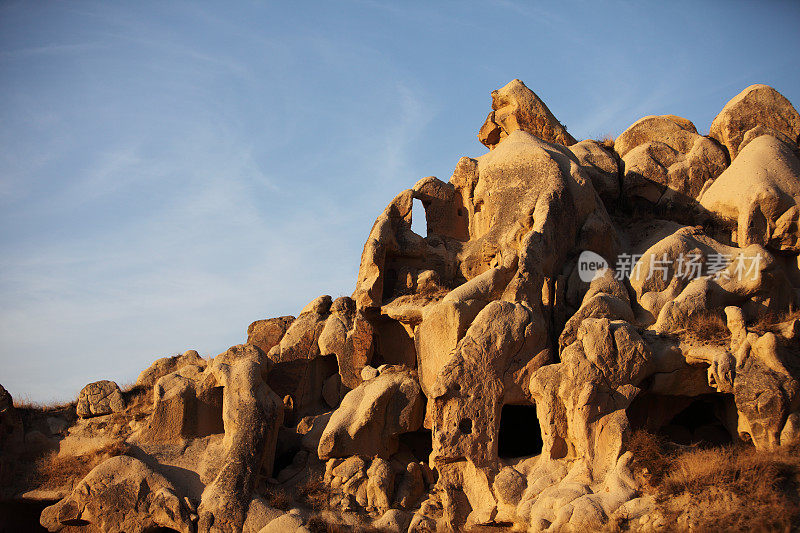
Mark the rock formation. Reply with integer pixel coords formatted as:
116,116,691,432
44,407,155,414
2,80,800,532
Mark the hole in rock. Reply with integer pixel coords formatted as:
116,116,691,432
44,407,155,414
194,385,224,437
372,316,417,369
273,442,300,478
498,404,543,459
382,267,398,301
627,392,736,447
411,198,427,237
658,394,733,446
268,355,338,427
458,418,473,435
399,428,433,462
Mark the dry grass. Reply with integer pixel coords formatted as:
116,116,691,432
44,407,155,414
26,441,133,489
12,397,75,412
680,312,731,345
749,309,800,336
676,308,799,346
628,430,800,532
260,475,383,532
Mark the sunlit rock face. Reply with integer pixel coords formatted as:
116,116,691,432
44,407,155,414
4,80,800,533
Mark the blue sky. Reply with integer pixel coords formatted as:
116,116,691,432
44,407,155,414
2,1,799,403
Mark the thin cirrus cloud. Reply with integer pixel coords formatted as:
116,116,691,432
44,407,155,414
1,0,799,403
0,2,432,402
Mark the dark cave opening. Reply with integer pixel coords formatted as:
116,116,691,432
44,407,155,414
194,385,224,437
628,392,735,447
658,395,733,446
272,447,297,479
498,404,544,459
382,267,398,301
399,428,433,462
371,316,417,369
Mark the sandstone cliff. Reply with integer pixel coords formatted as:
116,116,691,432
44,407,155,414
2,80,800,532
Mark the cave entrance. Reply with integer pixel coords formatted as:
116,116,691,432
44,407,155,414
399,428,433,462
658,394,733,446
498,404,543,459
372,316,417,369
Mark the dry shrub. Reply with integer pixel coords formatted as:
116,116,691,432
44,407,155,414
306,515,330,533
294,472,329,511
306,515,356,533
263,486,292,511
628,429,673,487
681,312,731,344
628,430,800,532
598,134,615,151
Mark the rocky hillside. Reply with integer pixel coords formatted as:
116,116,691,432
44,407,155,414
2,79,800,532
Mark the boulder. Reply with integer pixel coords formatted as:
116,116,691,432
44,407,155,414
627,225,794,330
615,115,700,157
366,457,395,512
318,367,424,459
493,466,526,506
374,508,412,533
395,461,426,510
141,362,223,441
709,84,800,159
136,349,207,388
615,115,728,206
568,139,621,203
722,309,800,450
318,297,374,389
247,316,294,354
478,79,576,148
196,344,284,530
699,134,800,252
76,380,125,418
40,456,193,533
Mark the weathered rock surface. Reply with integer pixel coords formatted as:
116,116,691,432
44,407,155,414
568,139,621,203
478,78,576,148
700,134,800,252
628,224,794,329
710,84,800,159
318,366,424,459
136,349,207,388
41,456,193,533
76,380,125,418
615,115,728,207
247,316,294,354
